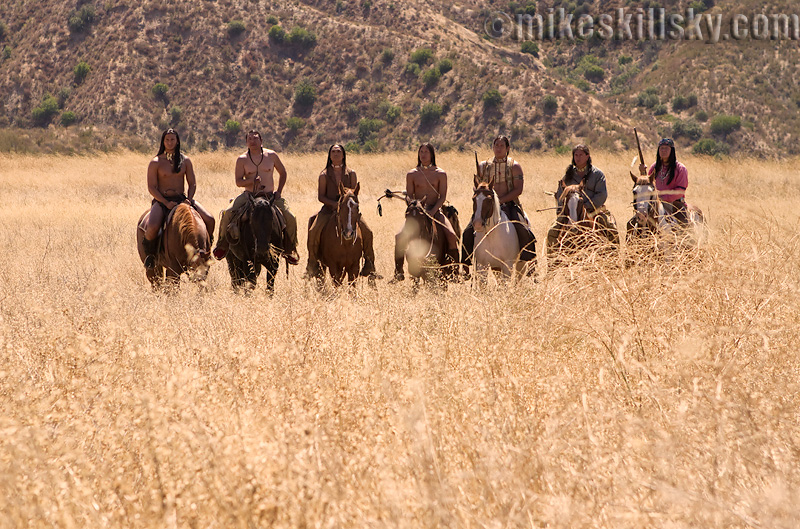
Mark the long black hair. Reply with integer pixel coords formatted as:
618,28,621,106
653,139,677,185
563,144,593,183
326,143,347,170
157,128,183,174
417,142,436,168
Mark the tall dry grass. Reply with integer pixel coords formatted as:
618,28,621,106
0,150,798,528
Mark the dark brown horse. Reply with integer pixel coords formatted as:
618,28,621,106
225,192,284,293
136,203,212,288
400,198,449,283
318,183,364,287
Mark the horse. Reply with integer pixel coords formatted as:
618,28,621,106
399,198,450,284
471,181,523,279
225,192,284,293
318,183,364,287
626,172,706,263
547,183,595,268
136,203,212,288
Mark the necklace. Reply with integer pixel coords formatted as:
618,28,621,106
165,152,174,162
576,165,588,173
332,164,343,169
420,163,434,170
248,148,265,190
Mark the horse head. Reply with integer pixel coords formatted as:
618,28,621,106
630,171,659,226
472,182,496,233
246,192,276,260
560,183,586,225
337,182,361,242
404,196,433,241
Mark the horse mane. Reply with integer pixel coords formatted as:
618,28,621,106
174,203,200,251
475,182,501,227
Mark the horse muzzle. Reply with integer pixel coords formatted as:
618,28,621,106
342,229,356,241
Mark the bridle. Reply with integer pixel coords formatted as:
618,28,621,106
335,192,360,246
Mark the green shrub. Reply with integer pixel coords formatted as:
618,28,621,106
583,64,604,82
672,119,702,140
653,103,667,116
437,58,453,74
0,21,7,41
421,67,441,87
709,114,741,136
482,89,503,108
404,62,421,76
266,15,279,26
693,138,729,156
169,106,183,125
224,119,241,135
73,61,91,84
151,82,169,101
344,141,360,153
419,103,442,126
385,104,401,123
672,95,689,112
294,80,317,106
688,0,707,13
227,20,246,37
687,94,698,107
57,87,71,108
618,55,633,65
357,118,385,143
542,94,558,114
268,25,285,43
67,5,95,33
380,49,394,63
286,117,305,132
520,41,539,57
286,26,317,48
60,111,77,126
637,91,659,108
694,110,708,122
410,48,434,65
32,95,60,126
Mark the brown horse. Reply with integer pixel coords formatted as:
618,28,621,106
318,183,364,287
399,198,449,284
136,203,212,288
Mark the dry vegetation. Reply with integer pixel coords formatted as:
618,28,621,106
1,150,799,528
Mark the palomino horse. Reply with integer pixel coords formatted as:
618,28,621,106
318,183,364,287
471,181,523,279
626,172,706,262
136,203,212,288
225,192,284,293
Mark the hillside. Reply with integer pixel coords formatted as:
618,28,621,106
0,0,798,156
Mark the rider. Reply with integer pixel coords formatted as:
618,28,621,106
461,135,536,275
303,144,377,280
141,128,215,269
392,142,460,282
639,138,689,225
546,144,619,252
212,130,299,264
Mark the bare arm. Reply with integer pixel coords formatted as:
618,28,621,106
147,159,173,207
234,156,252,190
406,171,415,199
429,171,447,214
184,158,196,201
318,172,337,209
273,153,287,197
497,162,524,203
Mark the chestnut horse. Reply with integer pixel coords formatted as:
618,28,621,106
318,183,364,287
225,192,284,293
136,203,212,288
471,181,522,279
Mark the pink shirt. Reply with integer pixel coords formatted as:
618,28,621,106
648,162,688,203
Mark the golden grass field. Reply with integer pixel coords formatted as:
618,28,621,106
1,149,799,528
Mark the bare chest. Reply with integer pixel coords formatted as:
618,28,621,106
156,161,186,190
243,155,274,178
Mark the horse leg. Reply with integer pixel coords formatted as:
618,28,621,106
263,260,278,294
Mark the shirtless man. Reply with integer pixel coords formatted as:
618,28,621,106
392,142,459,282
462,135,536,275
212,130,299,264
141,128,215,269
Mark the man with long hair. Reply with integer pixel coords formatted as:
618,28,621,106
638,138,689,224
213,130,299,265
462,136,537,276
303,144,377,280
141,129,215,269
546,144,619,252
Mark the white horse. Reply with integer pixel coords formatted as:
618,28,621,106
471,181,524,279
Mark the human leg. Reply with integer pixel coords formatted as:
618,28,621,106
304,210,331,278
214,193,249,259
143,202,165,269
358,219,377,277
192,200,216,245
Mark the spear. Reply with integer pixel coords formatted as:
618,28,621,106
634,127,646,175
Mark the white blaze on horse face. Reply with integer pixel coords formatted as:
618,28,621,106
473,192,486,231
343,197,357,240
567,192,580,224
633,185,650,220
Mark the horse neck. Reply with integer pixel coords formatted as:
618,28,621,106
175,205,201,251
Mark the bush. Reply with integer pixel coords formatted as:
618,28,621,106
73,61,91,84
618,55,633,65
151,82,169,101
694,110,708,122
32,95,60,126
405,63,421,76
0,21,7,41
637,91,659,108
57,87,71,108
437,58,453,74
224,119,241,135
286,26,317,48
482,89,503,108
385,104,401,123
542,94,558,115
67,4,95,33
357,118,385,143
60,111,77,126
294,80,317,106
693,138,729,156
419,103,442,126
268,25,285,43
286,117,305,132
672,119,703,140
421,67,441,87
380,49,394,64
709,114,741,136
520,41,539,57
169,106,182,125
653,103,667,116
227,20,246,37
687,94,698,107
583,64,604,82
671,95,688,112
266,15,279,26
410,48,434,65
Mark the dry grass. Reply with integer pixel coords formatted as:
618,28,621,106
1,150,799,528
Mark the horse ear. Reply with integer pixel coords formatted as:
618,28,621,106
404,194,412,205
473,174,480,190
353,182,360,196
630,171,638,184
338,181,345,196
649,173,655,185
488,175,495,190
